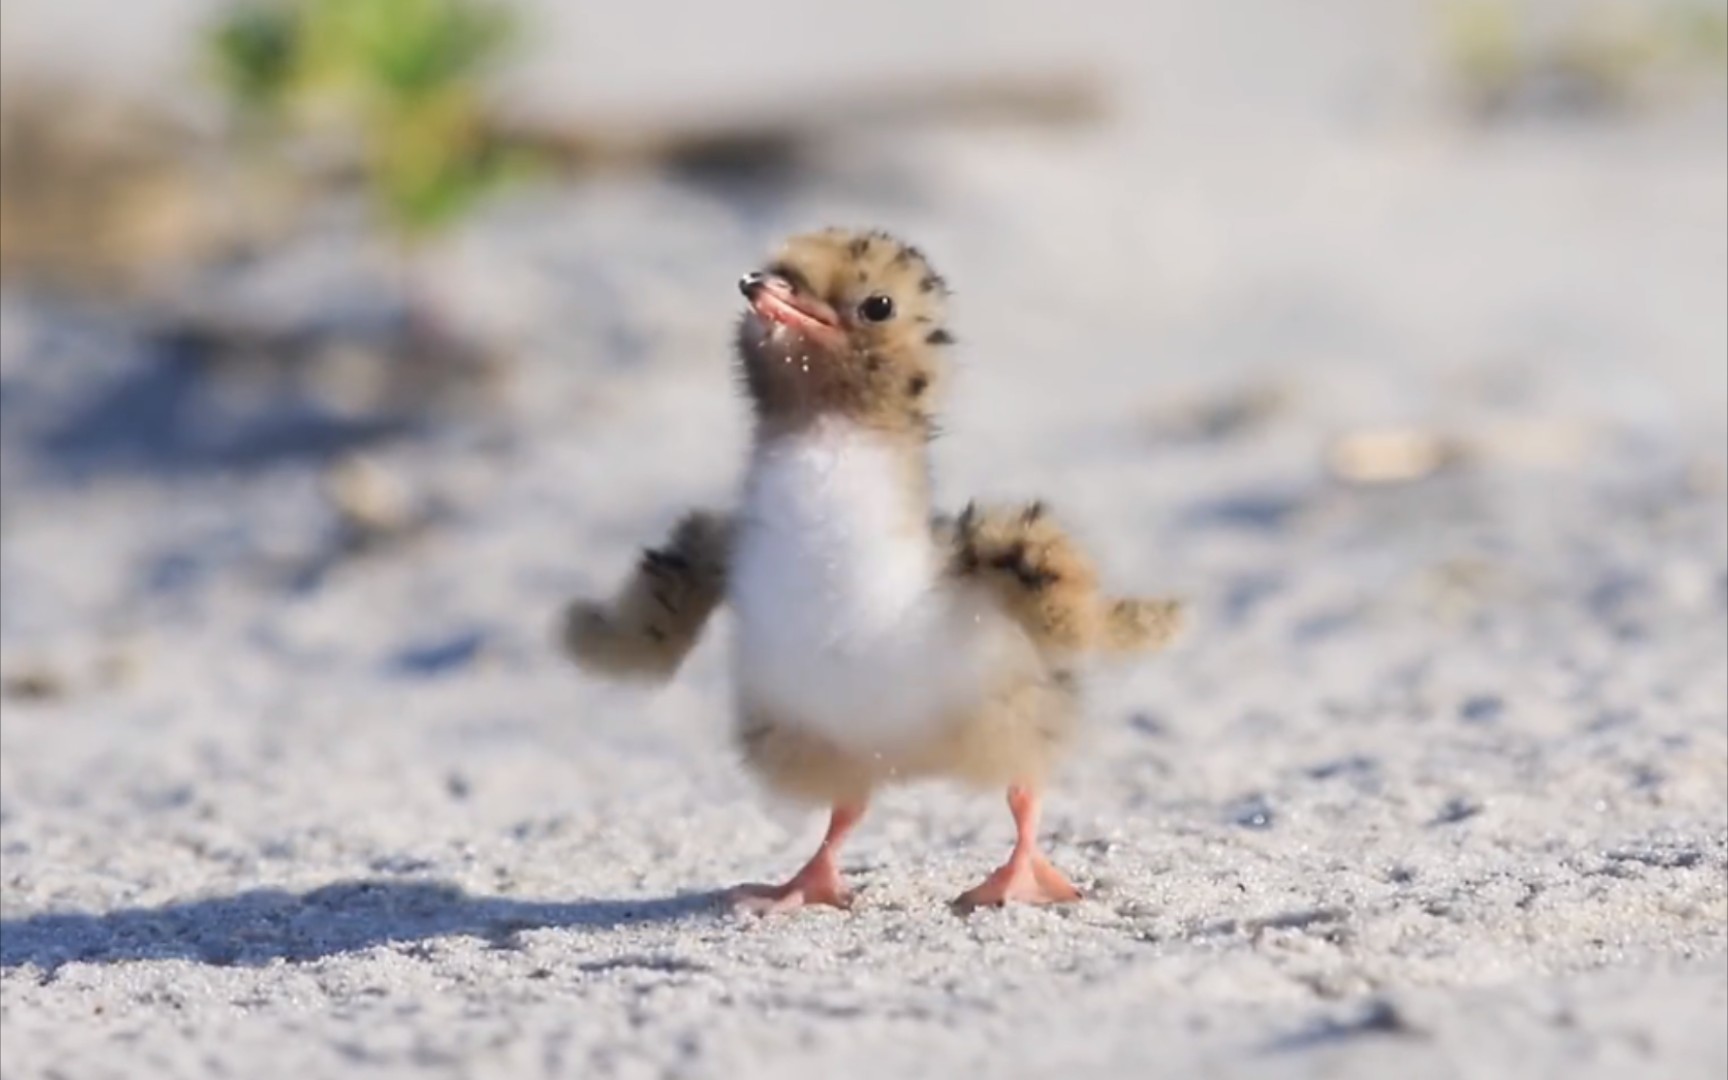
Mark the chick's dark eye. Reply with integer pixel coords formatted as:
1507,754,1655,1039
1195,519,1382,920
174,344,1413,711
858,294,895,323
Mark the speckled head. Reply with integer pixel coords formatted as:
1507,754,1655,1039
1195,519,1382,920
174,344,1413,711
735,228,955,437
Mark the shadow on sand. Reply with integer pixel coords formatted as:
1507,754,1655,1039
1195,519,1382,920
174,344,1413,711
0,879,723,973
26,335,412,479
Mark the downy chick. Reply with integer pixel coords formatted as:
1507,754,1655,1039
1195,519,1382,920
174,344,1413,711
563,228,1183,912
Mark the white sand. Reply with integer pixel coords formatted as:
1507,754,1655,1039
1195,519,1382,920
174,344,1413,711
2,2,1726,1077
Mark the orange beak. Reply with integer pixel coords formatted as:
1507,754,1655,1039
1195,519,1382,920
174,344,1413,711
739,271,842,340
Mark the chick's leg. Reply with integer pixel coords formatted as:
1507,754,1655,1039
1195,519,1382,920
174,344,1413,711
731,801,867,914
954,785,1081,910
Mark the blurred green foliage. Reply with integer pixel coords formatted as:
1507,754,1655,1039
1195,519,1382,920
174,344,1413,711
210,4,302,114
208,0,529,245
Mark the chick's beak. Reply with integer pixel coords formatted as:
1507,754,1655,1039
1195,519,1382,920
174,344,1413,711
739,270,841,338
738,271,770,300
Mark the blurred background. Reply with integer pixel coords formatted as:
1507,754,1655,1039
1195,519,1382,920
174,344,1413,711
1,1,1726,1074
1,0,1722,705
3,0,1726,821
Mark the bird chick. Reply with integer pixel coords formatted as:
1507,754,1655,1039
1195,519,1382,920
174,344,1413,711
562,228,1184,913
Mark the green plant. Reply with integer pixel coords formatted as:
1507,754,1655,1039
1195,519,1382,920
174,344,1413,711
206,0,527,248
209,3,302,117
1435,0,1728,117
1662,2,1728,65
1437,0,1523,102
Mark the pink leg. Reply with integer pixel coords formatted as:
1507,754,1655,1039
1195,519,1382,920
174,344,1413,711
730,801,866,914
954,786,1082,910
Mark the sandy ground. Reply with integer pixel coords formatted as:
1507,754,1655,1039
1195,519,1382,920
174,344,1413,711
3,2,1727,1077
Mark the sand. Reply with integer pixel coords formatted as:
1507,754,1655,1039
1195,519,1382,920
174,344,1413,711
2,1,1726,1077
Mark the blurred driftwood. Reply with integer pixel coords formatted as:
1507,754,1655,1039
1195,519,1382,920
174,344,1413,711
494,69,1110,172
0,69,1109,292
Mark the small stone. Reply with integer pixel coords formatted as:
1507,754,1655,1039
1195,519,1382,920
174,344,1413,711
324,454,414,541
1326,428,1458,484
1226,793,1277,830
1428,797,1482,826
2,664,67,702
1458,694,1505,724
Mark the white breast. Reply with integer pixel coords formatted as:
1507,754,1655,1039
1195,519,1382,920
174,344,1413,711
728,422,1016,754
